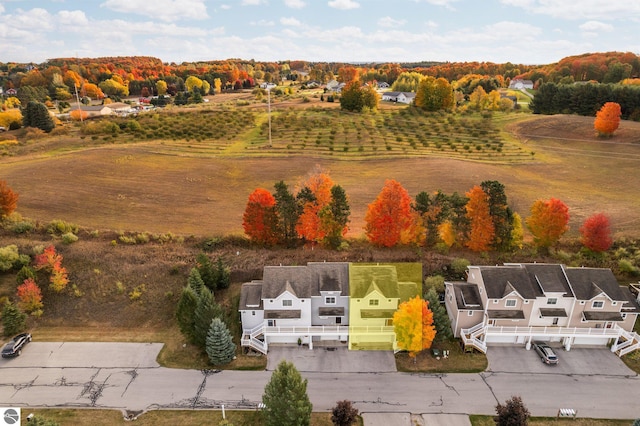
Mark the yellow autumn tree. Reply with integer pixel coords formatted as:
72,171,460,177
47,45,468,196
393,296,436,358
438,221,456,247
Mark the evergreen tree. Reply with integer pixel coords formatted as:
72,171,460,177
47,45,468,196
1,301,27,336
274,180,300,246
262,360,313,426
320,185,350,249
205,318,236,366
196,253,216,291
176,285,199,342
187,268,205,295
193,286,221,349
214,257,231,290
424,287,453,342
480,180,514,251
23,101,55,132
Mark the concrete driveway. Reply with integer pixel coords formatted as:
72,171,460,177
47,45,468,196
486,345,636,376
267,345,396,372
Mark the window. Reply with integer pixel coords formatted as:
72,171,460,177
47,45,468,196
552,318,559,325
369,299,379,306
252,311,255,316
325,296,336,305
448,294,452,302
592,301,604,309
336,317,342,324
547,298,557,305
622,313,627,319
267,320,276,327
506,299,517,307
282,300,292,307
467,311,474,316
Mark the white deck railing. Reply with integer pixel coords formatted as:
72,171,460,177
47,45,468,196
484,325,622,338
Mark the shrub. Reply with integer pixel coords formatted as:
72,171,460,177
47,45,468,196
1,301,27,336
619,259,640,275
47,219,78,235
331,400,359,426
61,232,79,244
424,275,445,293
16,266,36,285
0,244,20,271
494,395,530,426
129,284,145,301
450,258,470,277
17,278,44,314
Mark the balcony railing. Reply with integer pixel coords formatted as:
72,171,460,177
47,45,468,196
484,325,622,338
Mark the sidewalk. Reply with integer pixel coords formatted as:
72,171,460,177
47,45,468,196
362,412,472,426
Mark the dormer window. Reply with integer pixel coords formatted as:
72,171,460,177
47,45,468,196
547,298,557,305
282,300,292,307
592,300,604,309
506,299,517,307
325,296,336,305
369,299,379,306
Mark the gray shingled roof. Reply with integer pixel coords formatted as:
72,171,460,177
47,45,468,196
521,263,572,294
319,307,345,316
564,267,627,301
454,283,483,310
239,282,263,310
621,287,640,313
265,310,301,319
350,265,400,298
539,308,568,317
262,266,312,299
480,266,541,299
308,262,350,294
487,310,525,319
582,311,624,321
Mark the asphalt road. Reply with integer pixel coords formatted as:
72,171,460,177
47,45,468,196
1,342,639,420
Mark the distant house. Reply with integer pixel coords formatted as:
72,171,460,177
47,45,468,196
509,79,534,90
105,102,135,115
326,80,346,93
381,91,415,104
377,82,390,89
5,88,17,96
445,263,640,356
69,105,113,118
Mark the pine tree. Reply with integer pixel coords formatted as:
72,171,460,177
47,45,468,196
193,286,221,349
176,285,199,342
206,318,236,366
274,180,300,246
187,268,205,295
23,101,54,132
263,360,313,426
424,287,452,342
196,253,216,291
214,257,230,290
1,301,27,336
319,185,350,249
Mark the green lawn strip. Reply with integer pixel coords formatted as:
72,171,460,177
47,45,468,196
27,408,358,426
469,415,632,425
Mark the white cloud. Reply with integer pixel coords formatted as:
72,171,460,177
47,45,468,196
57,10,89,27
251,19,275,26
284,0,306,8
579,20,613,32
378,17,406,28
101,0,208,22
414,0,459,8
499,0,640,20
328,0,360,10
280,17,302,26
242,0,266,5
220,4,231,9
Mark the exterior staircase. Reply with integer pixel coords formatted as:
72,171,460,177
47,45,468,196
241,324,267,355
611,326,640,357
460,322,487,354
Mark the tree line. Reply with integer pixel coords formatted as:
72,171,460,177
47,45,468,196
242,173,613,254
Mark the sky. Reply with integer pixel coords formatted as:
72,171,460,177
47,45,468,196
0,0,639,65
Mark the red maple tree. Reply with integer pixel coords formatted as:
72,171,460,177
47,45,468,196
242,188,279,245
580,213,613,252
364,179,414,247
17,278,43,313
465,185,495,252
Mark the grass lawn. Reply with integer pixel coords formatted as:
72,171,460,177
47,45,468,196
27,409,361,426
469,415,632,425
395,340,487,373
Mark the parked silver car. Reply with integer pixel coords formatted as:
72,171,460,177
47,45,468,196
532,341,559,365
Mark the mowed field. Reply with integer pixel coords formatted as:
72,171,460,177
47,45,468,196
2,103,640,240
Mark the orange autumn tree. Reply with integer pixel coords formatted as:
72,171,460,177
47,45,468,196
526,198,569,249
465,185,495,252
365,179,414,247
295,171,334,244
0,180,18,217
580,213,613,252
594,102,621,137
17,278,43,315
35,245,69,292
393,296,436,358
242,188,279,246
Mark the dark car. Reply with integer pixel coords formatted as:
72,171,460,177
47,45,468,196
532,341,559,365
1,333,32,358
